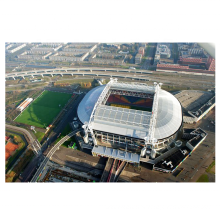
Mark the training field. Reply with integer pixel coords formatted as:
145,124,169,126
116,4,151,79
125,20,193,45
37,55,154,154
15,91,72,128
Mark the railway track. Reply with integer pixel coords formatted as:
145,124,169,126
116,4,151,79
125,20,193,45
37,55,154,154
101,158,127,182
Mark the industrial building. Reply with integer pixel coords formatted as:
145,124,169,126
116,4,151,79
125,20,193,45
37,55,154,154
138,47,145,56
89,53,126,65
49,52,89,62
77,79,183,164
135,54,142,64
18,51,52,60
31,43,63,53
175,90,215,123
6,43,26,53
63,43,97,53
206,56,215,71
154,44,171,65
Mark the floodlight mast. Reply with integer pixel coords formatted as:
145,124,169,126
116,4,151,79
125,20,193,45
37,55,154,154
144,82,162,149
83,78,118,145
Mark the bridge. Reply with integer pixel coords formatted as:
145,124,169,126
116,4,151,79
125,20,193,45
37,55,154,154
30,129,82,182
5,67,153,81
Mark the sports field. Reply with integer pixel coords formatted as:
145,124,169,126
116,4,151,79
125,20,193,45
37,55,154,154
15,91,72,128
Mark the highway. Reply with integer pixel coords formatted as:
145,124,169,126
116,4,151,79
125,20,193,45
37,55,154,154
6,70,152,82
5,67,152,77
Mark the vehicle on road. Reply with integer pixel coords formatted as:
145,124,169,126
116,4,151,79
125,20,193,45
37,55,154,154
57,133,61,138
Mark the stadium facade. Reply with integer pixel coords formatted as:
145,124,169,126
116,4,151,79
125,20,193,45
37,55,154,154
77,79,183,164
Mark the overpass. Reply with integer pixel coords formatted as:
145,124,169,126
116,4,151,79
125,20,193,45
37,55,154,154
31,129,82,182
5,67,153,81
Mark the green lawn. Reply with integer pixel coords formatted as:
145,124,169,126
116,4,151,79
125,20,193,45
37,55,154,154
54,124,72,145
34,131,45,142
15,91,72,128
206,161,215,174
196,174,209,182
54,124,77,148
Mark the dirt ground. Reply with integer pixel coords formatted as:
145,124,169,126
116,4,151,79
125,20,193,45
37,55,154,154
5,142,19,160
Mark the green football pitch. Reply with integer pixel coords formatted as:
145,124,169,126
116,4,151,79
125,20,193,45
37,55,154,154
15,91,72,128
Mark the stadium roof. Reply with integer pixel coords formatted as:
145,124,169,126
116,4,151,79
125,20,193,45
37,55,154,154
78,84,182,141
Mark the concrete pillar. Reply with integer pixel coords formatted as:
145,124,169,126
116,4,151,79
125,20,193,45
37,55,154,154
42,74,44,78
71,73,73,76
117,69,118,72
22,76,25,79
105,69,106,72
32,75,34,78
83,133,89,144
13,77,15,80
93,137,97,146
90,69,92,72
51,74,53,77
61,74,63,77
65,70,67,72
83,74,84,76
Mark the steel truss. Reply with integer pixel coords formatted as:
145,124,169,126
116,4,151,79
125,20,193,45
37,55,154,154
83,78,118,140
144,82,162,149
111,82,155,93
109,89,154,99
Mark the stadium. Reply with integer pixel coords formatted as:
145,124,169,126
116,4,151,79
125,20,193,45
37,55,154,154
77,78,183,164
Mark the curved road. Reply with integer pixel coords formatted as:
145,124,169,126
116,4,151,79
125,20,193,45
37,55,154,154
6,124,41,154
31,129,82,182
6,124,35,143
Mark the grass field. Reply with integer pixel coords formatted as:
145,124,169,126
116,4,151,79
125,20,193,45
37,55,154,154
196,174,209,182
54,124,77,148
206,161,215,174
34,131,45,142
15,91,72,128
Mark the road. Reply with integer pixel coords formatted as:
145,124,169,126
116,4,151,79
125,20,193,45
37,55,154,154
140,43,157,70
31,129,82,182
6,124,41,154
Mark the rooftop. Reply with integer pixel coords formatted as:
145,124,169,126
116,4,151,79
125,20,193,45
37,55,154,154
78,82,182,141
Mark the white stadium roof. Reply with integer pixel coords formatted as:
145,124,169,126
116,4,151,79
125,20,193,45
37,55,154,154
78,84,182,141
